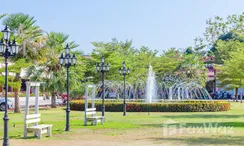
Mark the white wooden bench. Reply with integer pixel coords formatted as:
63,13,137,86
24,114,52,139
84,108,104,126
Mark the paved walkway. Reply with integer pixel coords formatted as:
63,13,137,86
9,97,62,107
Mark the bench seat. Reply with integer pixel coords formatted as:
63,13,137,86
87,116,104,120
27,124,52,130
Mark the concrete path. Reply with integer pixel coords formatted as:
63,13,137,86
9,97,63,107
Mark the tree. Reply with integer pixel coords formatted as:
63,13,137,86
202,14,244,46
196,13,244,63
26,32,81,108
153,48,181,77
215,39,244,62
217,49,244,101
209,31,244,64
0,14,7,20
184,47,194,55
3,13,43,57
178,54,207,85
90,38,136,83
2,13,44,113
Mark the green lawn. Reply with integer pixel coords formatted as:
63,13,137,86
0,102,244,146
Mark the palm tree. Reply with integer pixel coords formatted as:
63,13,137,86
2,13,44,113
0,14,6,20
26,32,79,108
3,13,43,58
26,52,66,108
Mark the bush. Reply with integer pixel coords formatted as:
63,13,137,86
70,100,231,112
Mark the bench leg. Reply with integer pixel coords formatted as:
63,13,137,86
37,130,42,139
34,131,38,137
47,127,52,137
101,118,104,125
92,121,95,125
94,120,98,126
91,120,96,125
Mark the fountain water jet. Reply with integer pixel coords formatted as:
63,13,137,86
145,65,157,103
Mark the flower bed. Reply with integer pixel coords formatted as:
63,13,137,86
70,100,231,112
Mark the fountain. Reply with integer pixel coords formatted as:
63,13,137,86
91,65,213,101
145,65,157,103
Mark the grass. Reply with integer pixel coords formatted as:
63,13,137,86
0,102,244,145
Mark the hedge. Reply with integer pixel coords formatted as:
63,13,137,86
70,100,231,112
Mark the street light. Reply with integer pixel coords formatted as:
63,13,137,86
96,55,110,116
119,61,130,116
59,44,77,131
0,25,20,146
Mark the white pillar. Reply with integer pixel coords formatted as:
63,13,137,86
24,82,31,138
92,85,95,109
25,83,30,115
84,85,89,126
35,86,39,114
35,86,40,126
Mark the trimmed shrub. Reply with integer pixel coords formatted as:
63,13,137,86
70,100,231,112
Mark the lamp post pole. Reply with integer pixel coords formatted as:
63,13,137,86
0,25,20,146
123,74,126,115
102,69,105,116
96,55,110,116
59,44,77,131
119,61,130,116
66,66,70,131
3,56,9,146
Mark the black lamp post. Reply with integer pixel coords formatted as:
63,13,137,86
59,44,77,131
0,25,20,146
119,61,130,116
96,55,110,116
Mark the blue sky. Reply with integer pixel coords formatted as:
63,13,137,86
1,0,244,54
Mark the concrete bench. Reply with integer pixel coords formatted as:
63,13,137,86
85,108,104,126
24,114,52,139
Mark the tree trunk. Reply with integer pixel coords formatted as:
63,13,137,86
19,24,27,57
241,88,243,103
14,73,21,113
14,88,21,113
235,88,239,102
2,86,4,97
51,93,57,108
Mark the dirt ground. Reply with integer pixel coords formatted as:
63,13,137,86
2,127,236,146
1,128,190,146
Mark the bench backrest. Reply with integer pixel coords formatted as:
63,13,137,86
25,114,41,125
85,108,96,116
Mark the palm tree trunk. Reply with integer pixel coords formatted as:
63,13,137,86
51,93,57,108
18,24,27,57
14,87,21,113
2,86,4,97
14,73,21,113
